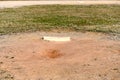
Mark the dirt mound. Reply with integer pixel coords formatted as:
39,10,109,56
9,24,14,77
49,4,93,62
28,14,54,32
0,32,120,80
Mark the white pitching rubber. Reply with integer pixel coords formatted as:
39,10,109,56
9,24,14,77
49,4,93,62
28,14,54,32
43,36,71,42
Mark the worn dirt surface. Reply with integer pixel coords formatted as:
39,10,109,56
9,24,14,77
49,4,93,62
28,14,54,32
0,1,120,8
0,32,120,80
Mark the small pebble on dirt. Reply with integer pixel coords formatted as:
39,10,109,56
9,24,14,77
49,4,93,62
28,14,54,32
113,68,118,70
0,62,3,64
94,58,97,61
10,57,14,59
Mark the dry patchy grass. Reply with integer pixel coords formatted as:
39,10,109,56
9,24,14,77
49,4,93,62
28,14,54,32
0,5,120,35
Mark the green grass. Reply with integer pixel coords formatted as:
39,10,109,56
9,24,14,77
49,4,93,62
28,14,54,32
0,5,120,35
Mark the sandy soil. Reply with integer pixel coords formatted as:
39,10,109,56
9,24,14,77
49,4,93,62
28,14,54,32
0,1,120,8
0,32,120,80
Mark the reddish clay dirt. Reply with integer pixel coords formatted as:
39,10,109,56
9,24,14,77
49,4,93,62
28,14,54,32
44,49,62,59
0,32,120,80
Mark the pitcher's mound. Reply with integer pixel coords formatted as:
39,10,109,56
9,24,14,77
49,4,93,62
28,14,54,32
0,32,119,80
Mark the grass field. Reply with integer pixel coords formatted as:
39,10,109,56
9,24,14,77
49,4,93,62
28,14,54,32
0,5,120,35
